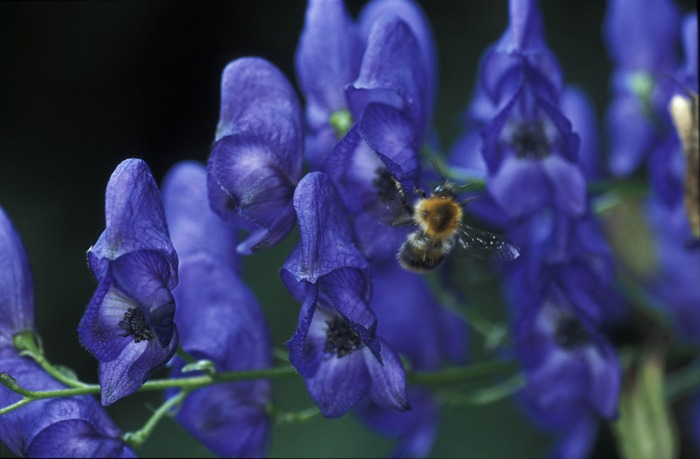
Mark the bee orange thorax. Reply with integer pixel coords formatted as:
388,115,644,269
414,196,463,241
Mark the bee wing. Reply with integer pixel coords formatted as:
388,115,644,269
457,224,520,261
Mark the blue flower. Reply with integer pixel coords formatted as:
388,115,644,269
207,57,303,254
450,0,587,222
0,206,35,349
0,207,134,457
294,0,362,170
162,161,273,457
78,158,179,406
603,0,682,176
324,15,433,260
295,0,436,169
481,86,585,220
282,172,408,418
479,0,563,105
355,260,466,457
512,284,620,444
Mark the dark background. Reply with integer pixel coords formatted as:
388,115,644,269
0,1,695,457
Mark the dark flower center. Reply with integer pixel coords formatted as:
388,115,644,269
324,317,363,358
118,307,154,343
510,120,550,159
373,167,401,204
554,315,591,349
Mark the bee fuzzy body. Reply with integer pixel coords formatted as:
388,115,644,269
398,230,456,272
395,179,520,273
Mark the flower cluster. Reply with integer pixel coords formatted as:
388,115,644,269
450,0,624,456
1,207,135,457
2,0,699,457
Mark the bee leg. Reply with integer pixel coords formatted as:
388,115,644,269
459,196,479,207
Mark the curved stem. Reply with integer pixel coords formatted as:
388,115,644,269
123,390,189,448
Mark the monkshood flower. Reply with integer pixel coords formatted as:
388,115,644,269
0,351,136,458
507,210,615,323
481,86,585,220
0,207,135,457
450,0,586,222
324,16,431,260
511,281,620,459
355,260,466,457
281,172,408,418
207,57,303,254
478,0,563,106
0,206,35,349
295,0,435,169
162,161,272,457
603,0,681,176
78,158,179,406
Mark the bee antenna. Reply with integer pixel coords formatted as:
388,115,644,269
428,158,447,183
454,182,475,191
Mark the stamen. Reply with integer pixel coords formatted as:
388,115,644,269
324,317,363,358
554,315,591,349
118,307,154,343
510,120,550,159
373,167,401,203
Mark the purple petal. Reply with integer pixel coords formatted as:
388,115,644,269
89,158,177,282
0,207,35,344
318,268,379,358
371,260,466,369
352,213,411,262
547,414,598,459
358,0,437,115
307,347,370,418
283,172,368,284
356,387,438,458
364,339,409,412
286,292,325,378
161,160,238,272
207,133,298,254
173,381,270,458
680,14,698,87
215,57,303,148
295,0,362,169
481,0,562,102
605,93,657,176
295,0,361,118
98,326,178,406
358,103,420,182
347,15,428,136
173,255,271,370
584,343,620,419
603,0,681,71
26,420,136,458
561,86,601,179
208,58,302,253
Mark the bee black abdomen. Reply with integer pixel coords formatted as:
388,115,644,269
397,231,451,272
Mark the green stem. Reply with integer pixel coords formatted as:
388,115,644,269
424,273,505,348
0,398,31,415
436,372,526,407
275,405,321,425
409,360,518,385
123,390,189,448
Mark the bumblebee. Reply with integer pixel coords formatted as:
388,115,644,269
393,179,520,272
